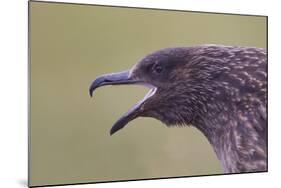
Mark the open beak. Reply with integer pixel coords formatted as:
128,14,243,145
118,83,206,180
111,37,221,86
89,70,157,135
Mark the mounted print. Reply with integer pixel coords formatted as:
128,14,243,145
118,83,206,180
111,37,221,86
29,1,267,187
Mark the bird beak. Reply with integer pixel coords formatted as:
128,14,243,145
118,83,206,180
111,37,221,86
89,70,139,97
89,70,157,135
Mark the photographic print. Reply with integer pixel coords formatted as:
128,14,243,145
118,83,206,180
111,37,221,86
29,1,267,187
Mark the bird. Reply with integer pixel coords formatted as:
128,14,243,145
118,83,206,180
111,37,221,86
89,45,267,174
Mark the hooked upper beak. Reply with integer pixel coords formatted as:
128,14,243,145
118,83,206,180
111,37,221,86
89,70,157,135
89,70,140,97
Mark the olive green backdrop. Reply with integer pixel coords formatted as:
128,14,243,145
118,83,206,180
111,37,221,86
29,1,267,186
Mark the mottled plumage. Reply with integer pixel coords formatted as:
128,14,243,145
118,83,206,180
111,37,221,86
89,45,267,173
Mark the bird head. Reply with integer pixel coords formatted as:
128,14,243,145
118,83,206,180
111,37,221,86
89,47,223,135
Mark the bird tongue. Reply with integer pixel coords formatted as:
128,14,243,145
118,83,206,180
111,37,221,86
110,86,157,135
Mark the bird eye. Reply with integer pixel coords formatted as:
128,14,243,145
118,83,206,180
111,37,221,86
153,64,163,74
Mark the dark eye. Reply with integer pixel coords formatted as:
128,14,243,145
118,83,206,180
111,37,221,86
153,64,163,74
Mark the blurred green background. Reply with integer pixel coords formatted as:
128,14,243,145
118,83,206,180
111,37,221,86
29,1,267,186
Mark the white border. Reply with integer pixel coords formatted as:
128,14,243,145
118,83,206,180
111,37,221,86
1,0,280,188
33,0,269,16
